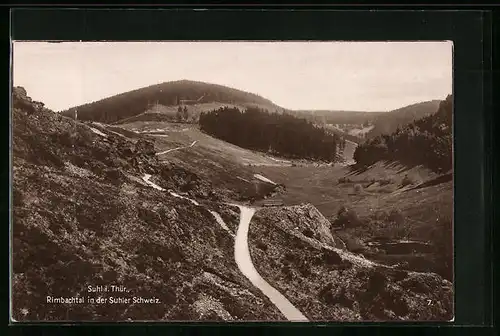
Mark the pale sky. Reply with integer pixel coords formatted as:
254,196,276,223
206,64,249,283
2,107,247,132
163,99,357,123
12,41,452,112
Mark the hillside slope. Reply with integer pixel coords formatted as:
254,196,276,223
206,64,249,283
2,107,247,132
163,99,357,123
354,95,452,173
60,80,282,124
113,102,244,125
12,87,284,321
249,158,453,283
366,100,442,139
248,205,453,321
105,120,289,202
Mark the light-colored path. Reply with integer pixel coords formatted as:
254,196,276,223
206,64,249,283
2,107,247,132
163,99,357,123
142,174,233,237
142,173,307,321
88,126,108,137
156,140,197,155
253,174,277,185
345,139,359,146
233,205,309,322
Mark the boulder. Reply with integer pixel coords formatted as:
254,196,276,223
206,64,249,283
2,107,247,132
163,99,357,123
13,86,28,99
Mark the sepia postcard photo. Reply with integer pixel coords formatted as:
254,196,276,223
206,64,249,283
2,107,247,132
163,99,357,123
11,41,453,322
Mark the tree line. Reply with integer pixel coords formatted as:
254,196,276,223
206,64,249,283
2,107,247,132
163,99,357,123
177,106,189,121
353,95,453,173
199,107,340,161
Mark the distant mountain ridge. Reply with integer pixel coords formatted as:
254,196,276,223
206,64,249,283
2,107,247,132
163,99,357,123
287,110,383,126
60,79,445,145
288,100,443,144
366,100,442,139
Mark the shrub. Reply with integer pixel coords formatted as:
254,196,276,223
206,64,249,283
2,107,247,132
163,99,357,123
379,178,394,186
388,209,405,227
103,168,127,184
283,252,298,264
256,241,268,251
318,283,354,308
339,259,354,270
372,210,389,221
199,310,222,321
399,273,441,295
429,216,453,281
13,189,24,207
334,207,363,228
322,250,342,265
135,139,156,156
367,269,388,292
282,265,293,279
353,184,363,194
342,235,366,253
302,228,315,238
338,177,351,184
381,289,409,317
298,260,311,277
392,269,409,282
401,174,414,187
137,206,162,228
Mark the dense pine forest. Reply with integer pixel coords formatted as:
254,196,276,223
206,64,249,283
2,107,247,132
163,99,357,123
199,107,340,161
353,95,452,173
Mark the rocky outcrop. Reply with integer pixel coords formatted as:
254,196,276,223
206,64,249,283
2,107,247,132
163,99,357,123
12,88,218,197
159,163,218,201
13,86,46,115
256,203,343,249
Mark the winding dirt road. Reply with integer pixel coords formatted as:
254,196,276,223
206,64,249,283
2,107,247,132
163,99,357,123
233,205,309,322
142,173,307,321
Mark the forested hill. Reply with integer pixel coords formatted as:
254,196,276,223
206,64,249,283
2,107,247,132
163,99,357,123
353,95,452,173
199,107,340,162
60,80,282,124
366,100,442,139
285,101,439,131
